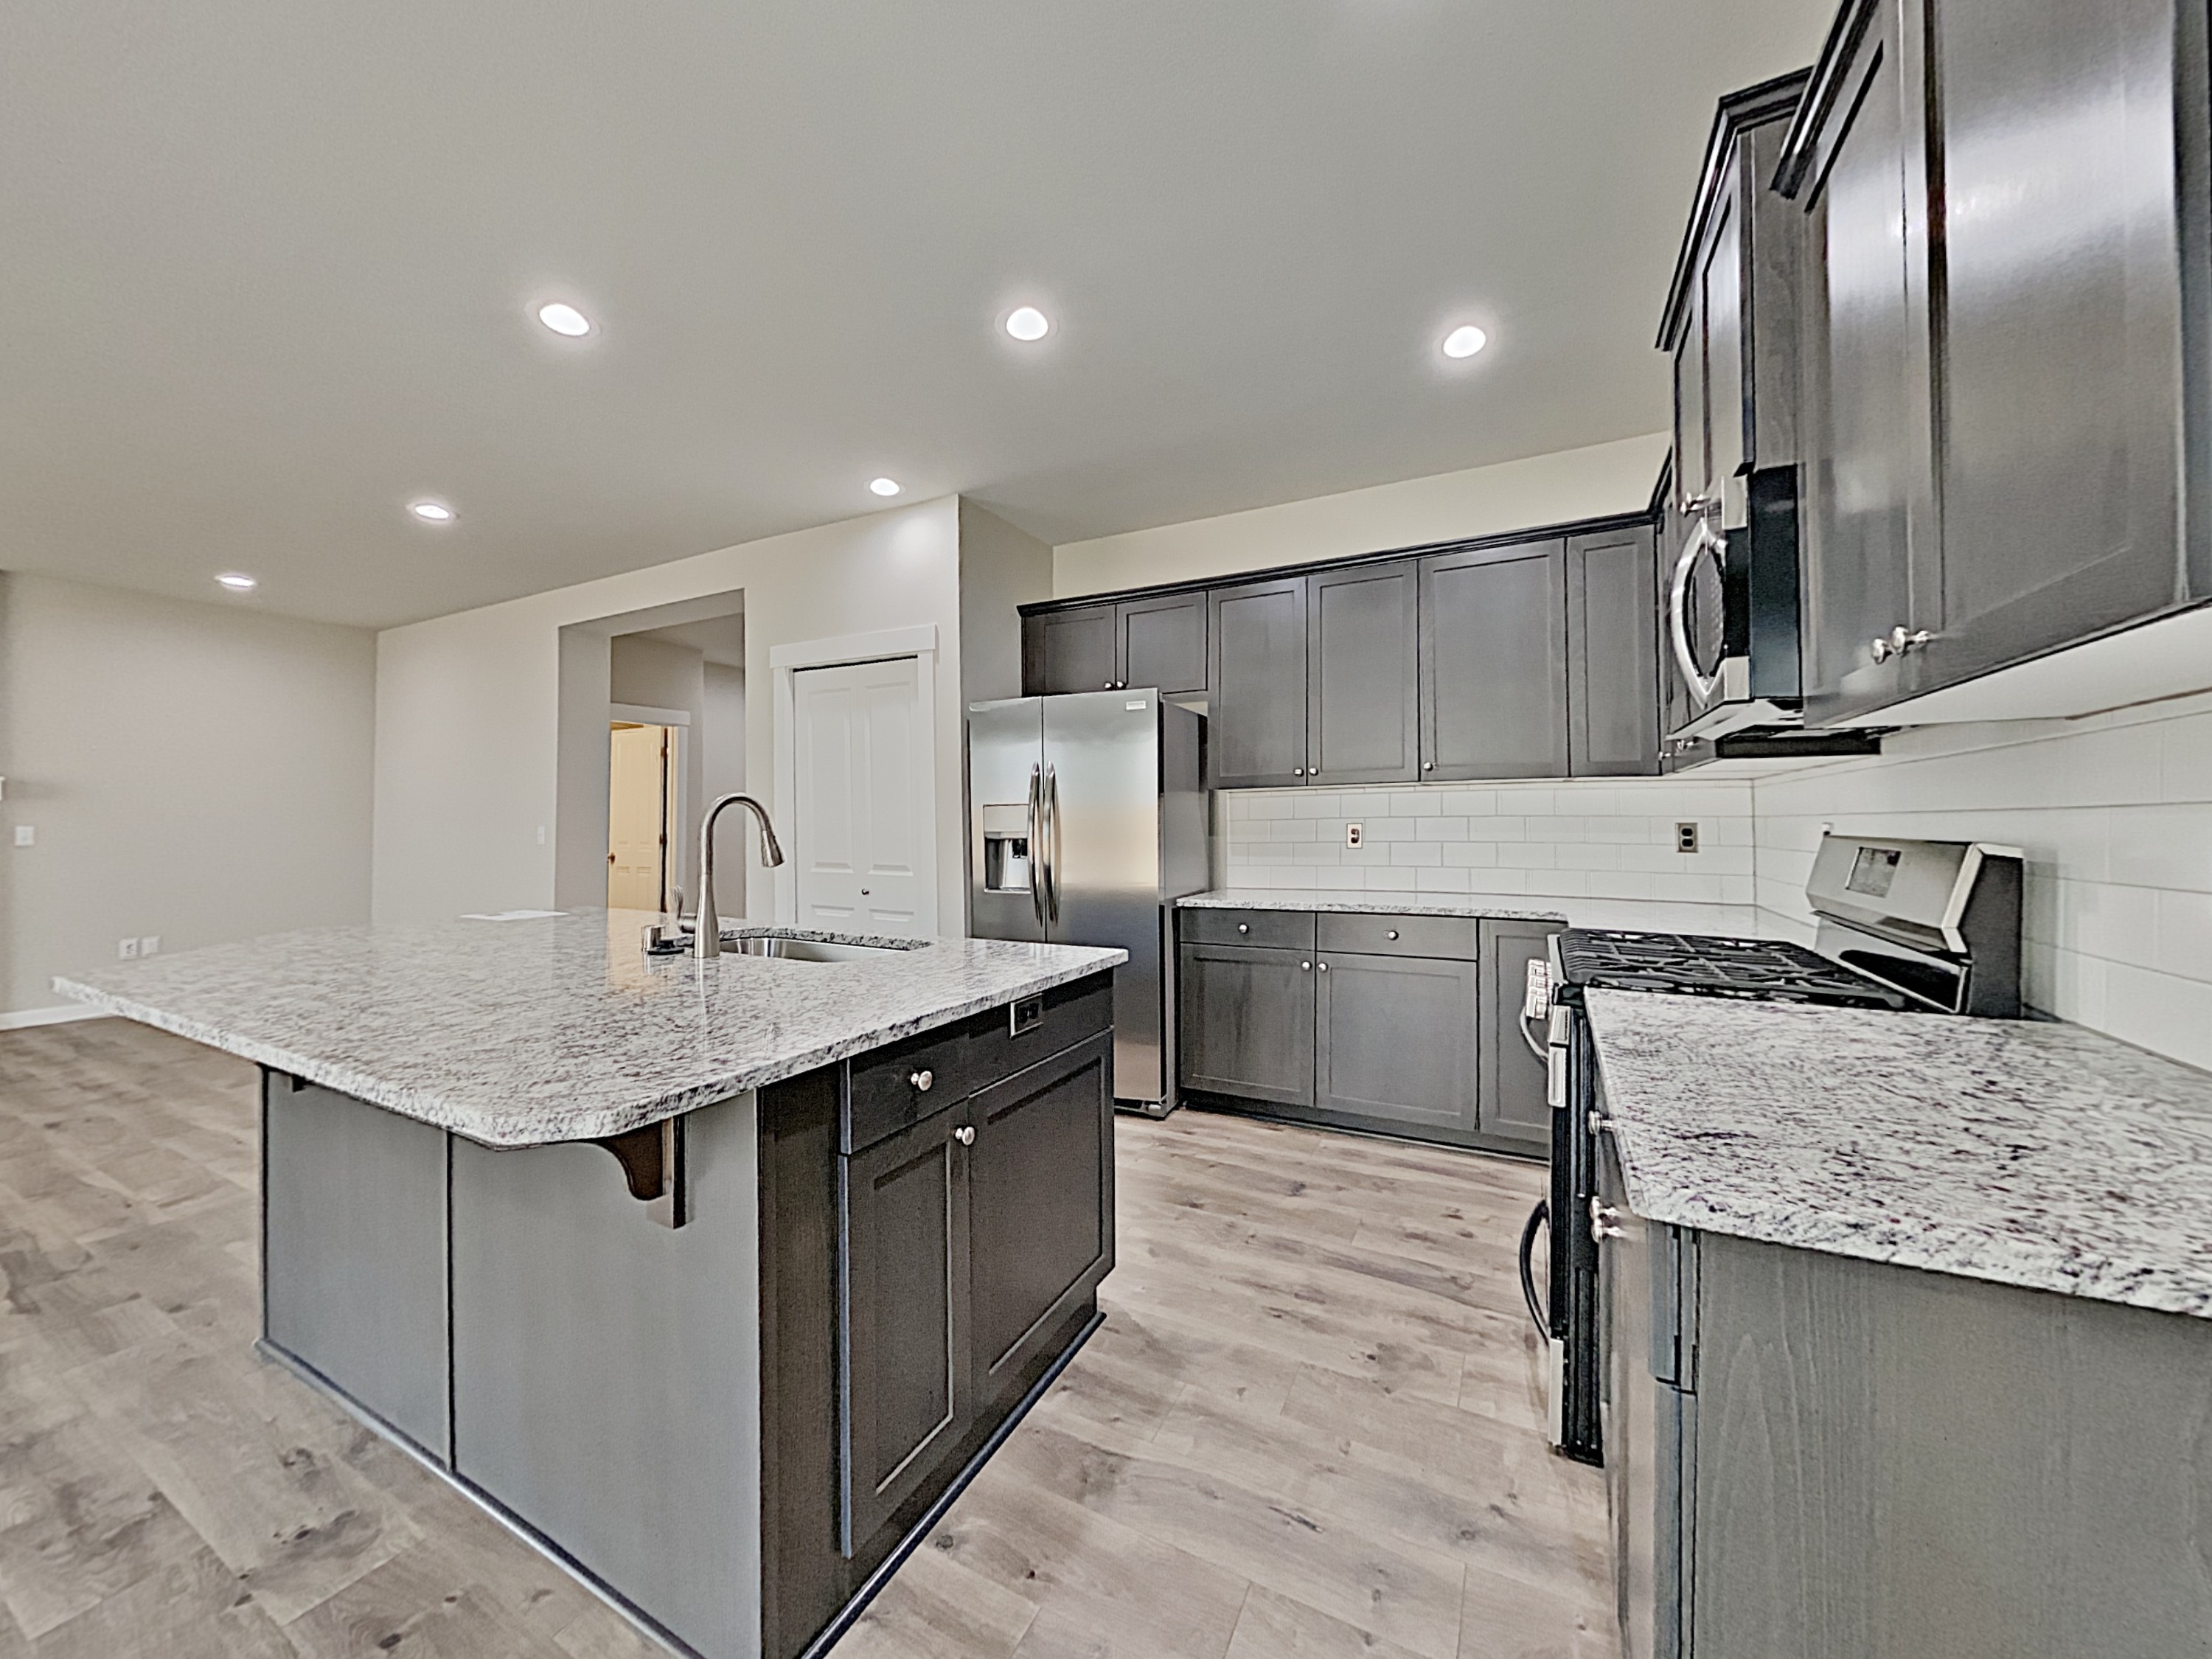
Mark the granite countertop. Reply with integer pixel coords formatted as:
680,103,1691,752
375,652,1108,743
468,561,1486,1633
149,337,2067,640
1178,888,1569,922
55,911,1124,1149
1583,989,2212,1320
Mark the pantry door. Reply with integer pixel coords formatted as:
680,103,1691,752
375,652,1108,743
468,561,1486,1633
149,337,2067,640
790,657,928,936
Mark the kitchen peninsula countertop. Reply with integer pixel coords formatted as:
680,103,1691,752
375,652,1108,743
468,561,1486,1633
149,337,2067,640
1583,989,2212,1319
55,911,1124,1148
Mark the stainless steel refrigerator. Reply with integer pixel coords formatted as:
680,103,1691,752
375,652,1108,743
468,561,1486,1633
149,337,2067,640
968,689,1208,1115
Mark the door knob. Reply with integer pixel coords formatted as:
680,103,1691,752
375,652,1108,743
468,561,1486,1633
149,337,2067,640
909,1069,933,1092
953,1124,975,1146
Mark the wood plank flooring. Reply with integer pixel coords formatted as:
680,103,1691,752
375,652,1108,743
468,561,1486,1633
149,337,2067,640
0,1019,1615,1658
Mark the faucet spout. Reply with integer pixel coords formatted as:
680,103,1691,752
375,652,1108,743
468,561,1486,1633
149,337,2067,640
696,793,786,959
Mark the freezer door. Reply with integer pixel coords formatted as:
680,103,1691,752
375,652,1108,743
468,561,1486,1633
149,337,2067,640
1043,689,1165,1105
968,698,1046,945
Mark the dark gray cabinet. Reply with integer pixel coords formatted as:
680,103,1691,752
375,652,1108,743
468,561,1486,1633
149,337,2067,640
262,1075,451,1461
1208,577,1310,787
1779,0,1937,721
1118,591,1208,698
1419,539,1569,780
1312,951,1478,1135
1307,560,1420,785
968,1034,1113,1413
1179,907,1554,1155
1566,527,1660,776
1023,592,1207,698
1477,919,1557,1150
1023,602,1119,695
1177,941,1316,1107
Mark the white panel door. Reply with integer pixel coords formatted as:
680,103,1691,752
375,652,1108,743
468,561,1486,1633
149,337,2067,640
792,657,926,935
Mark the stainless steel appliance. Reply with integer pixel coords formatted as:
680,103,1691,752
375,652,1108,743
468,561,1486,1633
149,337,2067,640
967,689,1208,1115
1664,467,1807,743
1523,832,2024,1465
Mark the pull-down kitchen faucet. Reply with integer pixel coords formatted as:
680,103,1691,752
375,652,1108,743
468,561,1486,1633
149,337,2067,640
695,793,785,959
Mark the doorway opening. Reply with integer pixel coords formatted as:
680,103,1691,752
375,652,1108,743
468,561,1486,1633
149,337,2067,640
607,719,681,912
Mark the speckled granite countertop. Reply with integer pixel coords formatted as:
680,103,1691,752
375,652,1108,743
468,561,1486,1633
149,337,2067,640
1178,888,1569,922
55,911,1124,1149
1583,989,2212,1319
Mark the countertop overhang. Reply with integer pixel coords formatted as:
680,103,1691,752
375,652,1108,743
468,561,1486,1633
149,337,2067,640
1584,989,2212,1319
55,911,1125,1149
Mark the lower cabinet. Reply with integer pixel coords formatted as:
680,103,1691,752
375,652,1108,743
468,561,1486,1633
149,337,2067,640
1597,1132,2212,1659
839,1031,1115,1554
1179,908,1557,1154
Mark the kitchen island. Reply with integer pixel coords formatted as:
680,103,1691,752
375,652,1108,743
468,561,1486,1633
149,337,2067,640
57,910,1126,1659
1582,991,2212,1658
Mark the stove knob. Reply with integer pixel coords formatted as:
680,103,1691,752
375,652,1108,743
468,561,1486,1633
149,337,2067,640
1588,1113,1613,1137
1589,1200,1626,1243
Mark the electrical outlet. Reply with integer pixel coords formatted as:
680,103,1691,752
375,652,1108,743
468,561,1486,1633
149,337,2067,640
117,938,139,960
139,936,161,957
1675,821,1701,855
12,825,32,847
1345,822,1363,849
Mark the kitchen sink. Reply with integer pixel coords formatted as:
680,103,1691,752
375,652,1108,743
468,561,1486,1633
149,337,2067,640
727,931,925,964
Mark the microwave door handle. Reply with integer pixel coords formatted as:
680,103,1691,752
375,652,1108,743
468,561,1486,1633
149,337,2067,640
1026,763,1046,928
1669,518,1725,704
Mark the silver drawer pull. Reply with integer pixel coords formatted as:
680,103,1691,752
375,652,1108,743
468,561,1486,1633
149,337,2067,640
1237,922,1250,934
953,1124,975,1146
909,1069,934,1092
1385,928,1399,940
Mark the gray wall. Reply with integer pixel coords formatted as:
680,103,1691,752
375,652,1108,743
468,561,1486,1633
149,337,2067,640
0,571,375,1020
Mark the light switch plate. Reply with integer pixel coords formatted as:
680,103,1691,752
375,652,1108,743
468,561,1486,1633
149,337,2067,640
1345,823,1363,848
12,825,31,847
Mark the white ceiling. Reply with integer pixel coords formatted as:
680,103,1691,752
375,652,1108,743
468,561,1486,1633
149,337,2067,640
1,1,1828,629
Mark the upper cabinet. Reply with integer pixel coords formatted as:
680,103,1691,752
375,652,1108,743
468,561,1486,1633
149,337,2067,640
1023,592,1208,698
1778,0,2211,720
1419,539,1570,781
1208,577,1310,787
1566,526,1661,776
1307,561,1421,786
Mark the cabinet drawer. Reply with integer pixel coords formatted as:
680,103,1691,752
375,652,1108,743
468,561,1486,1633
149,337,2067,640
1181,908,1315,950
1316,912,1478,961
846,972,1113,1153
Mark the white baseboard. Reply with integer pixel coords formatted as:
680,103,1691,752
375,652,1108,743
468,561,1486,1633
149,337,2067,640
0,1004,105,1032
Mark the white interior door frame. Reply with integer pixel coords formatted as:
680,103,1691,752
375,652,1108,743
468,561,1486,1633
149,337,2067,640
769,625,939,933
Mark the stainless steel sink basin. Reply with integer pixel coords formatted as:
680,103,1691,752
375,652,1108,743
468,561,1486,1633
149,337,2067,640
726,931,925,964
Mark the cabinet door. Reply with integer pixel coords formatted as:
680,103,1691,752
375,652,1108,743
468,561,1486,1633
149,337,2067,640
841,1105,970,1554
1478,919,1559,1150
1208,577,1309,787
1117,592,1208,698
1567,528,1660,777
1177,942,1315,1107
1025,604,1118,695
1312,952,1478,1136
1307,561,1419,785
1786,0,1938,718
968,1034,1114,1413
1921,0,2191,687
1419,540,1569,779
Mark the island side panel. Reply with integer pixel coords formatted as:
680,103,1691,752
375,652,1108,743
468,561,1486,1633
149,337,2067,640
450,1093,763,1659
262,1073,451,1460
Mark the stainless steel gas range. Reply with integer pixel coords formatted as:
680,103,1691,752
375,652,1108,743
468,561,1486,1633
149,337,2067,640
1522,833,2025,1465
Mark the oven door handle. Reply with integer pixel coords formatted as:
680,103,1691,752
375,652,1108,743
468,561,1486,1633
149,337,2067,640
1519,1006,1548,1063
1518,1200,1550,1332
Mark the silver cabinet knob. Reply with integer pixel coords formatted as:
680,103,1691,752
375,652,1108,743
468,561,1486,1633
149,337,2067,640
1104,681,1114,689
1423,761,1435,771
953,1124,975,1146
1301,961,1312,972
1237,922,1250,934
1293,766,1305,776
1588,1197,1625,1242
909,1069,933,1092
1385,929,1399,941
1871,625,1935,663
1317,961,1328,973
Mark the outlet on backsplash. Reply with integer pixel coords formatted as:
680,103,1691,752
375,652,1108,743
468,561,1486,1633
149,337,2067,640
1345,823,1363,849
1675,822,1700,855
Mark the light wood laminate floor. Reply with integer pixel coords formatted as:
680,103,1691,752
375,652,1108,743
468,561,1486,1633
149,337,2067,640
0,1019,1614,1658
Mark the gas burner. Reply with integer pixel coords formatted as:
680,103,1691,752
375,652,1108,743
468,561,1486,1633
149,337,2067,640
1557,929,1913,1010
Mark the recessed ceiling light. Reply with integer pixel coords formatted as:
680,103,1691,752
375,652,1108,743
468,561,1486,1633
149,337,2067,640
1442,324,1489,359
215,572,257,591
537,302,592,338
408,500,456,523
1004,306,1051,342
869,478,902,497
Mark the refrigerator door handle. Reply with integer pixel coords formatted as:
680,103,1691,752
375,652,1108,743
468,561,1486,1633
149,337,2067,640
1025,763,1046,927
1041,764,1062,925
